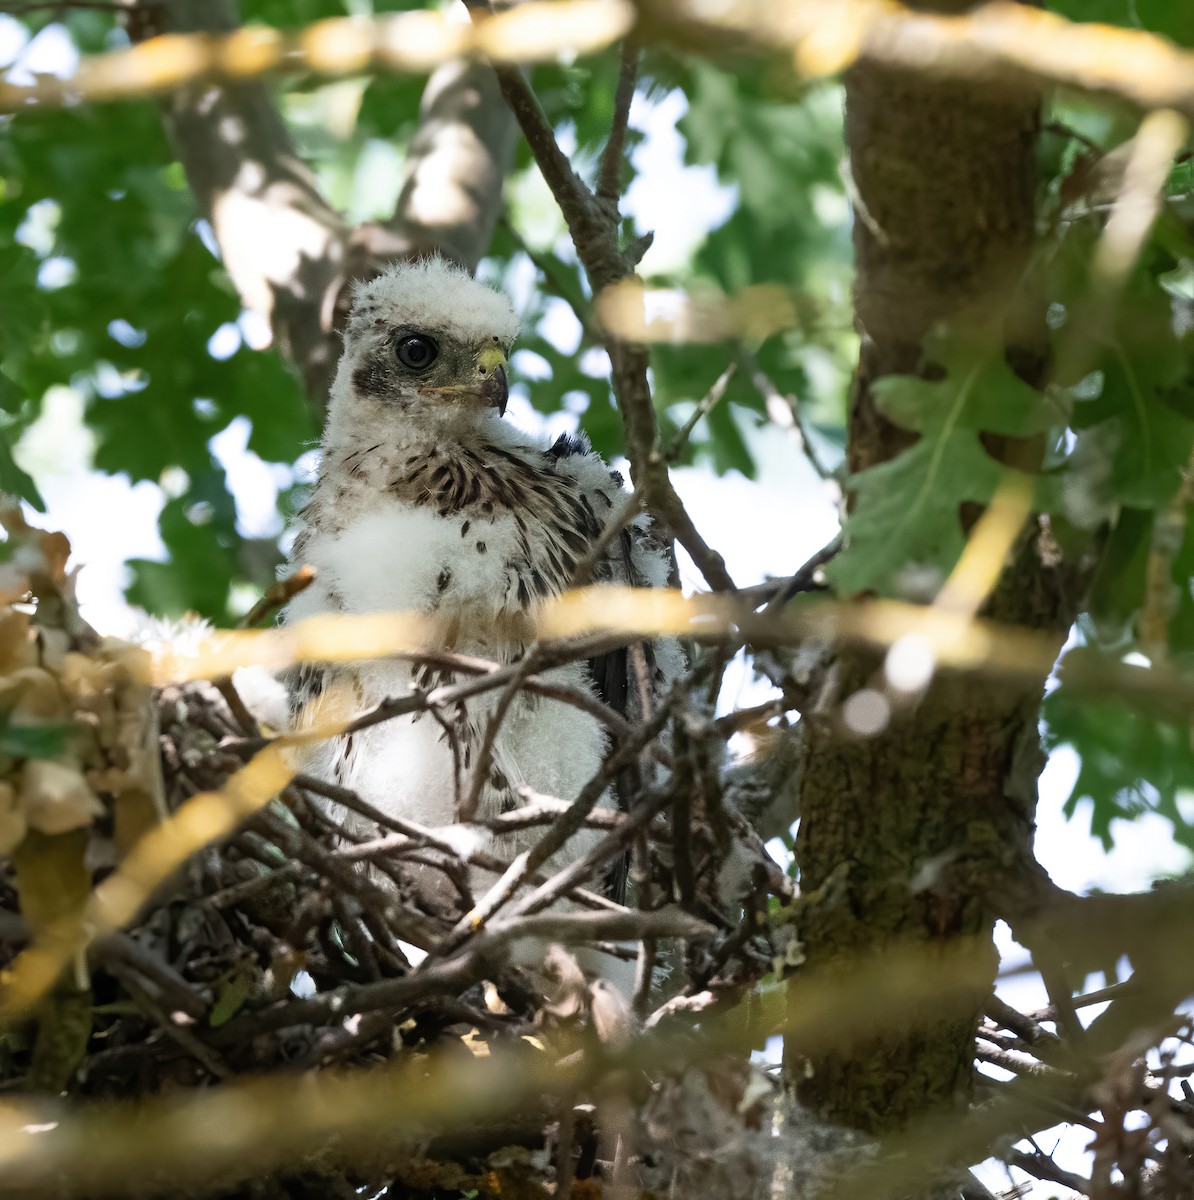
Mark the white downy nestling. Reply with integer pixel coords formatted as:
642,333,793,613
283,257,680,980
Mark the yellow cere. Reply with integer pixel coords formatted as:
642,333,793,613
476,345,509,375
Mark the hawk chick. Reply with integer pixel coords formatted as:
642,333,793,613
285,258,678,911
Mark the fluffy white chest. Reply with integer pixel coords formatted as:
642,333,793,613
303,499,526,623
286,449,612,861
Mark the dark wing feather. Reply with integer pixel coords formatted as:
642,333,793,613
585,528,652,905
550,438,662,904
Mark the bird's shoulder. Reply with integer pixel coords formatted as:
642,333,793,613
540,430,624,498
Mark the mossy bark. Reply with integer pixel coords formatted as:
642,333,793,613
790,5,1077,1136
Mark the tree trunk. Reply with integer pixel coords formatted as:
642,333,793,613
789,2,1075,1136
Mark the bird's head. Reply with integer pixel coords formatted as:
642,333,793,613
326,257,520,446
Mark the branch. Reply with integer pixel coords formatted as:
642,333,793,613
1006,1149,1093,1196
596,39,638,209
124,5,521,414
132,0,351,416
384,60,517,273
640,0,1194,122
663,362,736,463
738,343,837,482
466,3,736,591
0,2,633,111
294,772,625,915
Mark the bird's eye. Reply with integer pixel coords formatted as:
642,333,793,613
395,335,438,371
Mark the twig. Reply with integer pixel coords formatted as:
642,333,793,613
443,679,686,941
483,792,633,833
459,644,543,822
93,932,210,1023
1028,980,1146,1022
596,39,638,209
202,861,305,911
213,676,260,739
707,699,790,737
739,343,837,482
1007,1148,1093,1195
105,962,230,1080
483,905,713,949
295,772,623,914
361,639,646,743
423,700,464,821
220,634,649,765
760,533,843,615
976,1045,1068,1082
504,783,675,921
398,645,647,747
985,993,1061,1048
500,216,597,342
643,988,720,1031
631,834,656,1020
663,362,736,463
210,953,479,1043
250,807,445,953
568,493,642,590
238,567,316,630
556,1102,577,1200
671,732,696,908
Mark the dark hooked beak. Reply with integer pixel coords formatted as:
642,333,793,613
480,364,509,418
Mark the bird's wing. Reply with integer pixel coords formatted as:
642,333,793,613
547,433,684,903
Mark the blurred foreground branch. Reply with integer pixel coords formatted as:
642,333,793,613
0,1,633,111
10,0,1194,125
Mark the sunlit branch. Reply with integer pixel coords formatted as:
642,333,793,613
639,0,1194,119
7,923,1171,1199
0,1,634,111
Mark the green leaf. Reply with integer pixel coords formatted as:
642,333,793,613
126,487,239,623
828,332,1058,596
1044,679,1194,854
1085,507,1151,644
1069,349,1194,509
1051,227,1194,513
0,368,24,416
1135,0,1194,47
0,711,71,760
208,967,254,1029
0,423,44,511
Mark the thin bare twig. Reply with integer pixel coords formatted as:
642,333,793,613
295,772,624,915
568,492,642,589
458,644,542,822
466,1,735,592
976,1045,1068,1082
440,679,686,945
596,39,638,209
105,962,230,1080
663,362,737,463
93,932,210,1023
739,343,838,482
238,567,316,630
1007,1148,1093,1196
